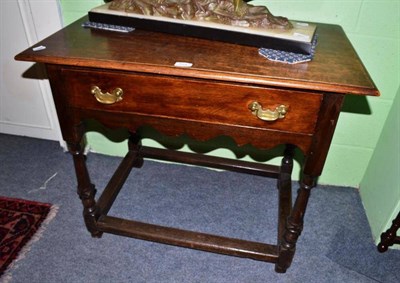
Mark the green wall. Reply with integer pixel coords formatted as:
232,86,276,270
360,86,400,244
60,0,400,188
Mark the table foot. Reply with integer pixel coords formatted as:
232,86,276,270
377,210,400,252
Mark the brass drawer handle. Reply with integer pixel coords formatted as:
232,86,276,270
248,101,288,121
91,86,123,104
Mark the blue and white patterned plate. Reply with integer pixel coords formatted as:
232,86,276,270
258,35,318,64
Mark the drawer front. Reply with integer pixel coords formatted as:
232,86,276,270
62,69,322,134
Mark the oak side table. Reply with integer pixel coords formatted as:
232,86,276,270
16,16,379,272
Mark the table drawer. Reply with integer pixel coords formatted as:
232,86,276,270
62,69,323,134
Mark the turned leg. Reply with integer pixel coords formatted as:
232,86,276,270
277,145,295,240
68,138,102,238
275,175,316,273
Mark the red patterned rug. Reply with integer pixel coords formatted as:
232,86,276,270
0,196,57,277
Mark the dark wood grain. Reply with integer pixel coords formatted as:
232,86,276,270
16,16,379,96
62,67,322,134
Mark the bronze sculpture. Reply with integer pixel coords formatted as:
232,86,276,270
108,0,292,30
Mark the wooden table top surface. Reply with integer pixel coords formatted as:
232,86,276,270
16,16,379,96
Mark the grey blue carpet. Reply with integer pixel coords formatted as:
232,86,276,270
0,133,399,282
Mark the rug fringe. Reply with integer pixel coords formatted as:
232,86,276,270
0,204,60,283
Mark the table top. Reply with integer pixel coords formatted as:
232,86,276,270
16,16,379,96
